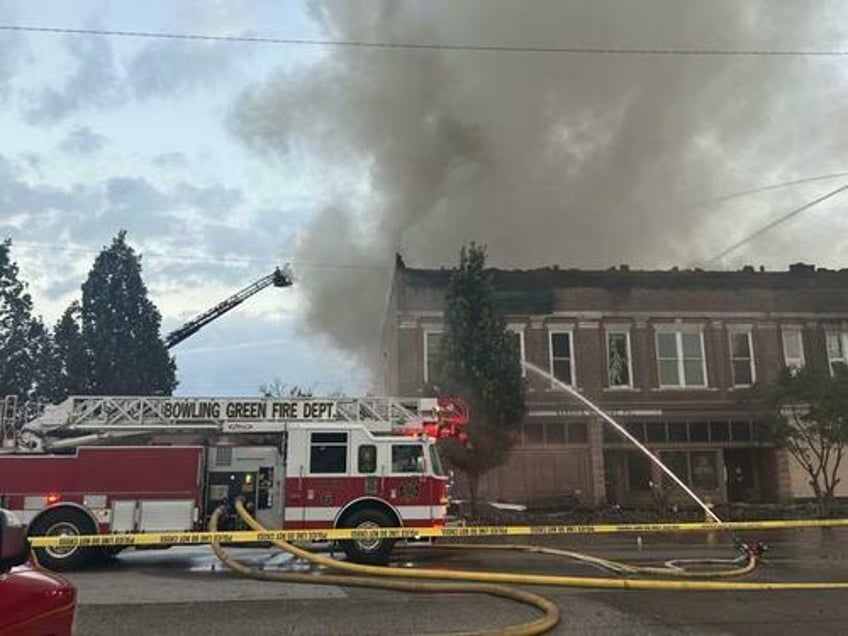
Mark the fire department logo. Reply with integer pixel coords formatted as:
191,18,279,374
398,480,421,500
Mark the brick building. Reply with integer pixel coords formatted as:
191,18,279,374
380,257,848,507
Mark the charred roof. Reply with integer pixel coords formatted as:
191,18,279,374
396,255,848,292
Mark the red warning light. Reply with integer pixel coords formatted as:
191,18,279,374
46,493,61,505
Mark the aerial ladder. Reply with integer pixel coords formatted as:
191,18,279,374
163,266,293,349
15,395,469,453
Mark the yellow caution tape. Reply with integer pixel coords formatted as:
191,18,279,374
27,517,848,549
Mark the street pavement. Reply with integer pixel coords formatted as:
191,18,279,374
69,529,848,635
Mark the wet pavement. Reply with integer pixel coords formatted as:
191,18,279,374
69,528,848,634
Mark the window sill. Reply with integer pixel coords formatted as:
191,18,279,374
546,385,581,392
602,386,640,392
650,386,719,392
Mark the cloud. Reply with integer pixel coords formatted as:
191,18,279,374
127,40,240,99
0,152,297,312
59,126,108,155
0,154,94,222
153,152,189,168
25,33,124,124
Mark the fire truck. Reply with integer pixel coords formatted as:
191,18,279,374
0,394,468,571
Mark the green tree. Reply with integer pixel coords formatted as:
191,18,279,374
79,231,176,395
51,301,88,399
0,239,55,400
763,365,848,515
434,243,525,514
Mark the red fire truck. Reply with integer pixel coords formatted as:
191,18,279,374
0,395,467,571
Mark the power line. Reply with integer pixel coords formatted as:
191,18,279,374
705,182,848,264
2,23,848,57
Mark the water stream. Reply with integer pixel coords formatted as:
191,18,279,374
522,361,724,524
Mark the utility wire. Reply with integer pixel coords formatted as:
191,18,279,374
2,23,848,57
705,182,848,264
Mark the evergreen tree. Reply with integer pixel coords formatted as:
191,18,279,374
435,243,526,513
52,301,88,399
0,239,55,400
79,231,176,395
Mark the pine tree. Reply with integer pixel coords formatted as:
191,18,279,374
52,301,88,399
79,231,176,395
0,239,55,400
435,243,526,514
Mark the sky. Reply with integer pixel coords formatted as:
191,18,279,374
2,1,848,397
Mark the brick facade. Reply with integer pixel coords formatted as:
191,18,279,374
381,258,848,507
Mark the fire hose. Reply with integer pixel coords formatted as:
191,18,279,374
398,542,759,578
209,506,561,636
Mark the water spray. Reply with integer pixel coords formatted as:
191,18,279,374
522,362,724,524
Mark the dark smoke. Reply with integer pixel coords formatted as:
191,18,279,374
230,0,848,373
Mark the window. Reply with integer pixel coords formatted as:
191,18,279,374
391,444,425,473
568,422,588,444
523,422,544,445
358,444,377,473
544,422,566,444
525,421,587,445
781,329,805,372
688,421,708,442
646,422,666,443
424,330,443,384
428,445,445,476
507,325,526,376
731,421,753,443
549,331,574,385
690,452,719,490
606,331,632,388
729,330,755,386
659,451,719,491
709,421,730,443
310,432,348,474
667,422,688,443
627,453,652,491
656,330,707,387
625,421,646,442
826,332,848,375
660,451,689,488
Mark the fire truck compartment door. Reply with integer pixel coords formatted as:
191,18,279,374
111,500,136,532
139,500,194,532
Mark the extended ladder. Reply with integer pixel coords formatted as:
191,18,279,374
23,395,445,435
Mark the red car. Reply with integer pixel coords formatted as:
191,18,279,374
0,509,77,635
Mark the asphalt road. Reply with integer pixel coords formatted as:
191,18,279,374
68,529,848,635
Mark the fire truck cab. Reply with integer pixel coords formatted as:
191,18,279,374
0,395,464,570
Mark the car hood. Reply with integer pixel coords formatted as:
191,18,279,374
0,565,76,631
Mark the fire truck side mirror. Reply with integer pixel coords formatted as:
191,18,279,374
0,509,29,573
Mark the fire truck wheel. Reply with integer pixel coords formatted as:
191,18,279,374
339,508,396,565
29,509,97,571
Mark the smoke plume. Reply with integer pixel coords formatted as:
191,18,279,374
230,0,848,372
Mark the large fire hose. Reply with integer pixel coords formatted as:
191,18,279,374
209,506,560,636
398,542,759,578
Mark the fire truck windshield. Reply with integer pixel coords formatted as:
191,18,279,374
429,444,446,476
